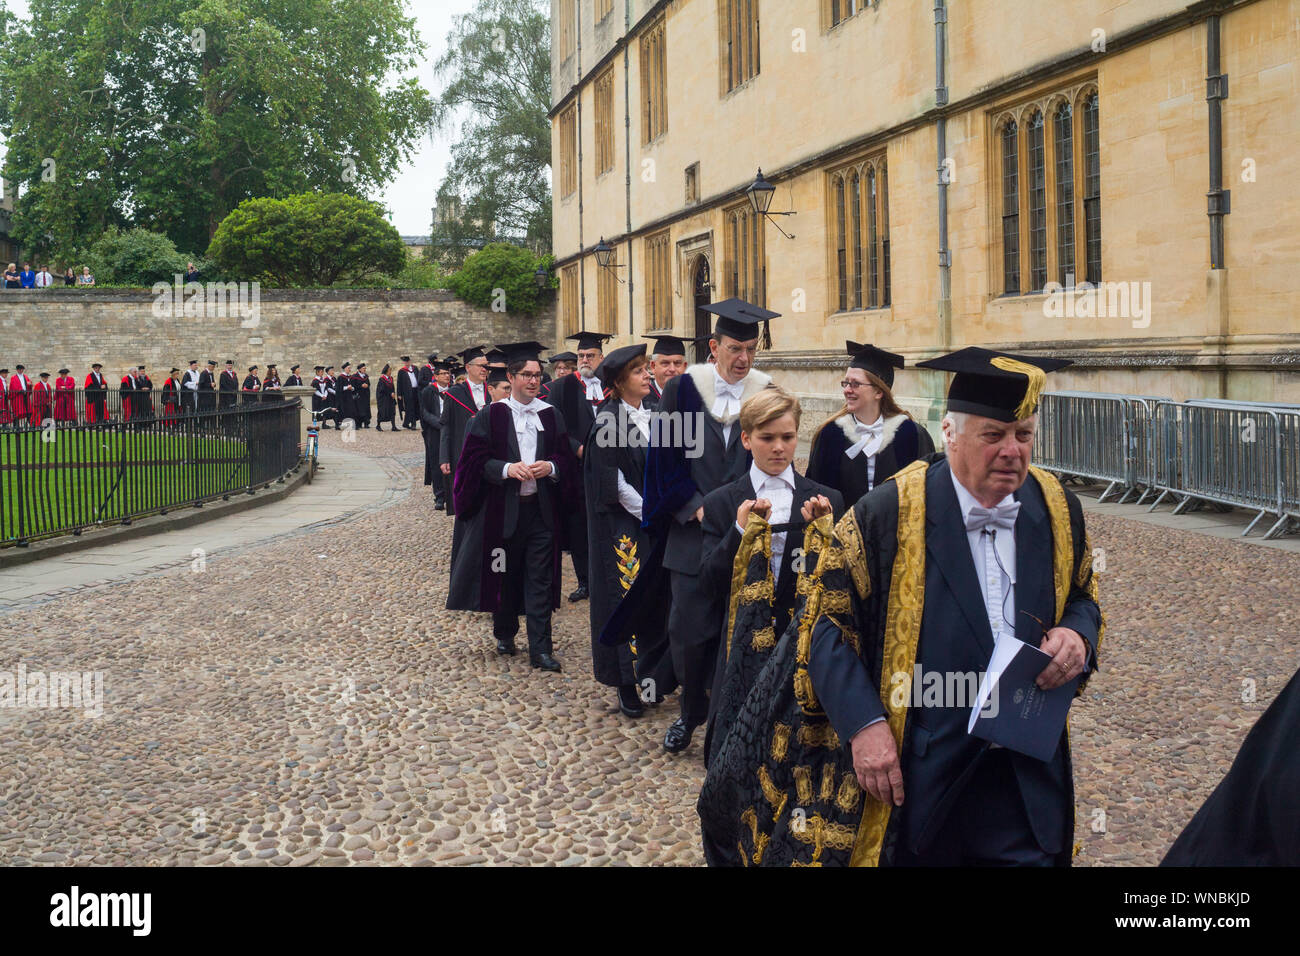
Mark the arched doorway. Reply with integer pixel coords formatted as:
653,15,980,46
692,255,712,364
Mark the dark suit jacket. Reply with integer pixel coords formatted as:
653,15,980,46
419,384,444,433
655,368,767,575
480,405,567,537
809,459,1101,856
700,471,845,639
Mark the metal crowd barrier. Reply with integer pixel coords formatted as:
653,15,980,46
1037,390,1300,540
1146,400,1300,539
1034,391,1163,503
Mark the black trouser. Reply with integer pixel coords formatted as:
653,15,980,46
668,569,723,729
491,497,554,658
564,497,589,588
401,394,418,428
895,749,1055,866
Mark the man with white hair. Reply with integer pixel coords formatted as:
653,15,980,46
699,347,1103,866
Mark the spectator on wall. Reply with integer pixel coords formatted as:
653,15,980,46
35,264,53,288
63,267,76,287
78,266,95,286
18,263,35,288
185,261,201,285
3,264,18,288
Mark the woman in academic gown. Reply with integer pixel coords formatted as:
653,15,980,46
583,345,668,719
806,341,935,507
376,364,397,430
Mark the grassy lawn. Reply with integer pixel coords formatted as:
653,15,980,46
1,426,249,543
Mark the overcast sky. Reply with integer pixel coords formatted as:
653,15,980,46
2,0,482,236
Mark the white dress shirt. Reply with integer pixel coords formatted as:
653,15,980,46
950,470,1018,642
844,413,886,489
183,369,199,391
468,380,487,409
615,401,650,521
500,396,556,496
736,463,797,582
34,271,53,288
711,369,746,445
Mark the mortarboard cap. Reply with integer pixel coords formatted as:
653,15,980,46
427,353,439,363
401,355,411,362
596,344,647,390
548,351,578,364
92,363,103,369
207,360,217,366
916,347,1071,422
314,365,324,371
496,341,547,365
457,346,487,364
484,347,508,366
846,342,905,389
702,297,781,348
643,334,688,358
59,367,70,374
248,365,258,371
170,367,180,374
566,331,614,352
291,364,300,371
486,366,510,385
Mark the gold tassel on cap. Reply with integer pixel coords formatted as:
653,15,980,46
989,355,1046,421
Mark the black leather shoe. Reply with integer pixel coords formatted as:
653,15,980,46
530,654,562,672
663,718,693,753
495,639,517,656
567,585,589,602
434,501,446,511
617,684,645,718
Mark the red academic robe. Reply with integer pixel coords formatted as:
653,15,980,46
8,373,31,420
28,380,52,426
162,377,181,426
84,371,108,423
0,376,10,424
54,375,77,422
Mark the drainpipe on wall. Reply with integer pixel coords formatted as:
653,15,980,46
624,0,635,337
1203,6,1230,397
935,0,951,358
576,2,586,331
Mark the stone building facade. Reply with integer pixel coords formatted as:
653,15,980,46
0,289,554,378
549,0,1300,428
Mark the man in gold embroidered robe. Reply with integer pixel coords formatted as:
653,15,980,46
698,348,1103,866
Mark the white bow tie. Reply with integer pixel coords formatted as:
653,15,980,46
715,381,744,401
964,501,1021,533
845,420,885,459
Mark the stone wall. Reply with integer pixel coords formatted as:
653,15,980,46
0,289,555,377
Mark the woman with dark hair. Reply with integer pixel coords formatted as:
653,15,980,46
64,267,76,287
806,342,935,507
376,363,397,430
583,345,667,719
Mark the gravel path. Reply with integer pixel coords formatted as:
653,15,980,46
1,430,1295,866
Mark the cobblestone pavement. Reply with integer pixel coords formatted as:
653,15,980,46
1,428,1296,866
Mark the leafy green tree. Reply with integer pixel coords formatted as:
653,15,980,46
80,227,190,287
447,242,548,314
208,192,406,286
431,0,552,259
0,0,433,256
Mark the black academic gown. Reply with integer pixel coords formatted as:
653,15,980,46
699,470,844,767
584,401,667,689
219,369,239,409
337,373,357,424
376,375,396,424
547,372,604,591
419,383,446,494
1162,666,1300,866
135,374,155,424
445,401,577,615
197,370,216,412
645,364,773,728
806,413,936,509
354,372,371,424
397,366,420,427
439,381,486,519
698,455,1102,866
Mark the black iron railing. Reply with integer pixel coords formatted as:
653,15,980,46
0,398,302,547
0,385,285,428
